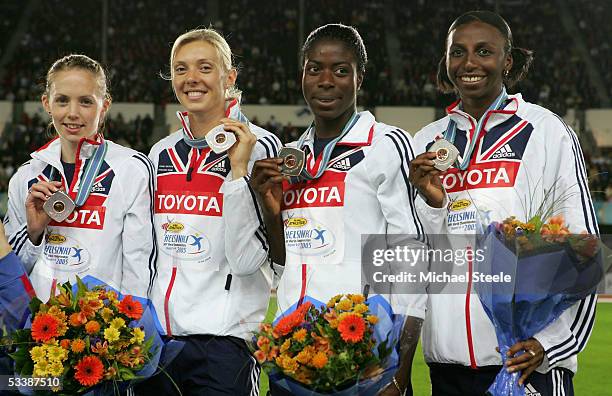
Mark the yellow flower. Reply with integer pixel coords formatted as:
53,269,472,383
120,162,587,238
30,346,46,363
292,328,307,342
336,298,353,311
366,315,379,325
280,339,291,353
276,355,299,373
130,327,145,344
107,291,119,304
47,306,68,337
349,294,365,304
353,303,368,314
48,361,64,377
326,294,343,308
84,291,99,301
47,345,68,362
100,307,114,322
104,327,120,343
33,360,50,377
110,318,126,329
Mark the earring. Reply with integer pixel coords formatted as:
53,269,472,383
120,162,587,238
503,69,510,78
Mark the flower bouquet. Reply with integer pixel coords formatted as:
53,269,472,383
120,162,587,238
475,215,602,396
253,294,402,395
5,276,164,395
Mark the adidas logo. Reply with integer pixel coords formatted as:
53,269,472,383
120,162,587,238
332,157,351,171
491,143,516,159
525,383,541,396
209,159,228,173
90,182,105,193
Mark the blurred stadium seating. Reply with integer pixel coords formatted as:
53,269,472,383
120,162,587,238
0,0,610,223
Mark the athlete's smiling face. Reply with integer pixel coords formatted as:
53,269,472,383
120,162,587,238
302,39,363,122
42,68,109,144
446,21,512,106
172,40,236,116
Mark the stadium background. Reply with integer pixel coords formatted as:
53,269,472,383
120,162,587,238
0,0,609,393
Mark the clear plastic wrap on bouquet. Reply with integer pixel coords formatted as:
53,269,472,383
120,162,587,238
474,226,602,396
267,294,403,396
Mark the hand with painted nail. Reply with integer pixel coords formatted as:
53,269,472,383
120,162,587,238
25,180,64,244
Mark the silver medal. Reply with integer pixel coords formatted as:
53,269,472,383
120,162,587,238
43,190,76,223
205,125,237,154
428,139,459,171
278,147,305,177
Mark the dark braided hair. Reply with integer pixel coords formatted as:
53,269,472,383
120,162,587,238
301,23,368,77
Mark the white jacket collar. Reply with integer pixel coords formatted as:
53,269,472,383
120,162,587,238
446,93,522,132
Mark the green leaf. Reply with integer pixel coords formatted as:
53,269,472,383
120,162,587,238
28,296,42,315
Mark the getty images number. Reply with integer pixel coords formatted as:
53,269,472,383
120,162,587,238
7,376,61,388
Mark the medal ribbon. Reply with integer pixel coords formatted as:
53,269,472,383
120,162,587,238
74,140,108,206
443,88,508,170
297,112,360,181
178,99,249,149
177,111,209,149
49,139,108,207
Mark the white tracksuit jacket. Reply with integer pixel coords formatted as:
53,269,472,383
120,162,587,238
4,136,156,298
414,93,598,374
149,103,282,339
276,111,428,320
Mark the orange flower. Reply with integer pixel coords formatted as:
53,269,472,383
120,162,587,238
70,312,87,327
79,301,96,319
296,345,315,364
74,355,104,386
71,339,86,353
85,320,100,335
274,302,312,336
31,313,60,342
254,350,267,363
323,310,338,326
91,340,109,357
338,314,366,343
311,351,328,369
310,332,331,353
292,328,307,342
60,339,71,349
257,336,270,349
366,315,379,325
268,346,280,360
348,294,365,304
118,296,143,320
85,298,104,311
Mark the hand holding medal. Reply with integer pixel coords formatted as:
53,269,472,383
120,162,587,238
278,147,305,177
428,139,459,171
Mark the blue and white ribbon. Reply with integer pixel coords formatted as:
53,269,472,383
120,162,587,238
443,88,508,170
297,112,360,181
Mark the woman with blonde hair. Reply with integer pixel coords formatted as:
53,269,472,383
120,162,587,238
135,28,281,395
